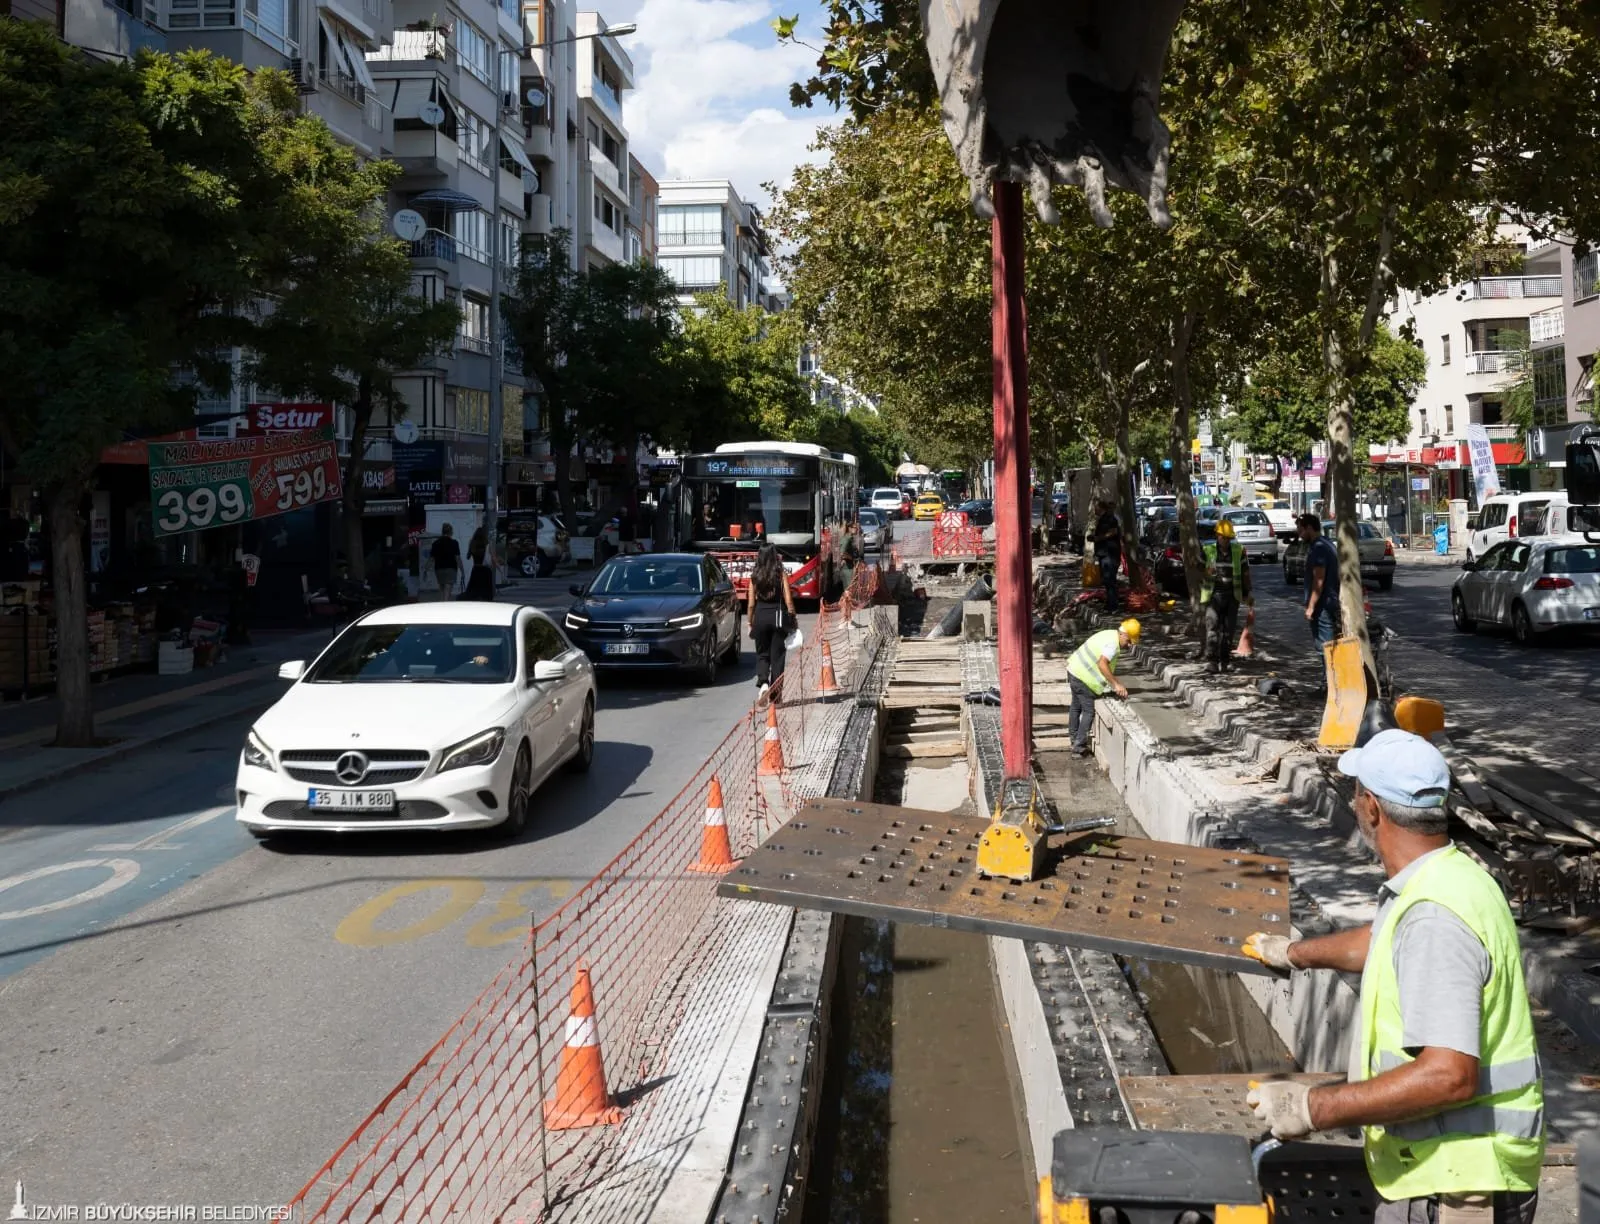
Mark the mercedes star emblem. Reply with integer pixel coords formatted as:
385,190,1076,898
334,751,369,785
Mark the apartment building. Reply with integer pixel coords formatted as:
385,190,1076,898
1521,240,1599,473
626,154,658,264
573,11,631,269
656,180,775,310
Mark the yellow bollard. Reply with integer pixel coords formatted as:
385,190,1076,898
1394,695,1446,738
1316,636,1366,751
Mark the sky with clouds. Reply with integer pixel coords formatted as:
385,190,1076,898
597,0,836,210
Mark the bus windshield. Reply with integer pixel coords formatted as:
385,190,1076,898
689,479,814,545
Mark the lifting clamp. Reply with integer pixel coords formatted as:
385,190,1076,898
976,777,1117,884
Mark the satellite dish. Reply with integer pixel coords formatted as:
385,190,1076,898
522,170,538,194
391,209,427,242
419,101,446,127
525,86,547,108
393,419,420,445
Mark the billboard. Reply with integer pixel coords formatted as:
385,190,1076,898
148,428,342,537
242,403,335,434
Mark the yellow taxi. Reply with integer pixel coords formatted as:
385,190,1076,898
912,491,946,521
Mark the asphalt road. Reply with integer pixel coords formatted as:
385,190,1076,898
0,573,776,1208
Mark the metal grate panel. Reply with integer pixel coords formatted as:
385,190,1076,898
1120,1074,1358,1144
720,798,1291,974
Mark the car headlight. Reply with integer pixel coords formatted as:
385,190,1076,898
565,611,591,630
439,727,506,773
243,729,276,772
668,612,704,631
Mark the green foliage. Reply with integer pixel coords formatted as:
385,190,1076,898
772,0,931,118
675,293,814,448
1496,332,1536,436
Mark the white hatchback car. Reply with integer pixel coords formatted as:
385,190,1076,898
236,602,595,838
1451,538,1600,644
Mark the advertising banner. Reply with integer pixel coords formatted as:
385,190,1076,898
242,403,334,434
148,428,341,537
1466,423,1501,499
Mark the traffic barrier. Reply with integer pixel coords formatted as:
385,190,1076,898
687,775,740,873
289,562,901,1222
931,510,987,559
817,640,841,701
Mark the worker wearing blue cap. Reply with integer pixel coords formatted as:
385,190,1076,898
1241,729,1543,1224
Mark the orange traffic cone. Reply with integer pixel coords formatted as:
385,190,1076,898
758,704,784,776
817,640,841,701
543,963,623,1130
688,776,741,873
1235,606,1256,659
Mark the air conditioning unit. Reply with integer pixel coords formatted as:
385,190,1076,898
289,58,317,94
502,91,518,114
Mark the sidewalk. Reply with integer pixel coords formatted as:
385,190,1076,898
0,627,334,803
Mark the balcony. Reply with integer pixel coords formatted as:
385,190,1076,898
588,75,623,122
393,127,458,180
319,65,367,105
1482,424,1521,442
586,145,627,194
583,217,625,265
408,229,457,264
1530,306,1565,344
1465,350,1519,375
524,117,552,160
379,27,449,61
1461,275,1562,300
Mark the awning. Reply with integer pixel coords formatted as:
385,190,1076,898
388,77,456,124
500,136,537,178
409,188,482,211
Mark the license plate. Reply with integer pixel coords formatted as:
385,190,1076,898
604,642,649,655
1585,609,1600,621
308,788,396,810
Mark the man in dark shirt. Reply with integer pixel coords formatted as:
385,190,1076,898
430,524,461,599
1299,513,1340,644
1093,500,1123,613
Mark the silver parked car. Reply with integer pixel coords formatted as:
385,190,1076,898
1452,538,1600,644
1219,508,1279,564
859,508,893,551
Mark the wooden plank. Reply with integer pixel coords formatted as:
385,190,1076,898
883,741,967,759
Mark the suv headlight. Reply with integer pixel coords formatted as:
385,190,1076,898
243,729,276,772
667,612,704,631
565,611,591,630
439,727,506,773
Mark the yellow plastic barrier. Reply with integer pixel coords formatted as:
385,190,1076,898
1081,558,1101,588
1395,695,1446,738
1317,636,1366,750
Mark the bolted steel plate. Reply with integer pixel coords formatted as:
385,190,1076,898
1120,1074,1359,1145
719,798,1292,974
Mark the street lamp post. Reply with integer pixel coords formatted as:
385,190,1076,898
484,21,636,554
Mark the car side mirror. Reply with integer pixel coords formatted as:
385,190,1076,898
568,584,585,597
715,581,734,595
1461,560,1478,572
532,659,567,683
278,660,306,681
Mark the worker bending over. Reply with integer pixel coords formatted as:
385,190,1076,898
1201,517,1251,674
1242,729,1543,1224
1066,618,1141,757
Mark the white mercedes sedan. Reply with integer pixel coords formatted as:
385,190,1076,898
236,602,595,838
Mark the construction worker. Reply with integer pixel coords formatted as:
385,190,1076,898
1200,517,1251,674
1066,618,1141,757
1241,729,1543,1224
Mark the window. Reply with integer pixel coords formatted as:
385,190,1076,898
168,0,236,28
458,296,490,353
454,19,493,84
452,209,491,263
1481,401,1504,426
242,0,296,50
1504,542,1532,572
1441,334,1451,365
1545,546,1600,575
1576,252,1599,301
454,388,490,433
522,0,545,44
1482,503,1509,529
523,615,564,670
499,211,520,268
1444,405,1454,434
1533,343,1569,427
308,624,514,683
594,197,619,234
660,204,722,246
1419,408,1429,436
587,119,600,146
499,44,518,96
459,111,493,175
659,255,723,291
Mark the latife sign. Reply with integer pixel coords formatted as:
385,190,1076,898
243,403,334,434
148,427,342,537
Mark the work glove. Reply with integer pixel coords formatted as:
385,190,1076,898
1247,1080,1315,1140
1241,932,1294,972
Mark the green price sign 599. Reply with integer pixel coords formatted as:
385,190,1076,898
148,429,342,538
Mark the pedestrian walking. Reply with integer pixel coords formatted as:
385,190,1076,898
1299,513,1340,644
462,526,495,601
1241,729,1543,1223
1201,517,1251,673
1066,618,1140,756
746,543,796,706
430,524,461,600
1093,500,1123,613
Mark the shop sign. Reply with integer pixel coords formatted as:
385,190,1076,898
1282,475,1322,494
1466,423,1501,499
407,478,442,507
362,464,397,492
444,439,490,482
393,440,446,479
147,427,341,537
363,498,408,516
242,403,334,434
100,429,196,465
446,483,472,504
1411,476,1430,491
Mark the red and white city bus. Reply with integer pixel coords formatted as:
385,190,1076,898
679,442,859,601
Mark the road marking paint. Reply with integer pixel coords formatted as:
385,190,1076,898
335,879,488,947
464,879,573,947
91,805,231,852
0,858,141,920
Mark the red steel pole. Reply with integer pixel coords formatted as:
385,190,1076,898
991,181,1033,780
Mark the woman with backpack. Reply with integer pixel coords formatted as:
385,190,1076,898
746,543,796,705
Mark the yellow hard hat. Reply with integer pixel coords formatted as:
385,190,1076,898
1215,517,1236,539
1120,618,1142,643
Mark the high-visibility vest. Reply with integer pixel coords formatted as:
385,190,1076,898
1358,845,1544,1200
1200,540,1244,605
1067,629,1121,696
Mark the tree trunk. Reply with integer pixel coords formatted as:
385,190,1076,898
1168,311,1206,638
1320,244,1376,682
1114,397,1142,586
49,482,95,747
341,375,375,582
553,436,575,522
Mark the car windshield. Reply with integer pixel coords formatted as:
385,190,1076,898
1545,547,1600,574
308,624,514,684
860,510,881,526
591,558,704,595
1228,510,1270,526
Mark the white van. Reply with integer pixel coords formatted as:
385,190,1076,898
1541,501,1600,537
1466,492,1569,561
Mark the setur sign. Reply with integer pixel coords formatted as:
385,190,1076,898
148,427,342,536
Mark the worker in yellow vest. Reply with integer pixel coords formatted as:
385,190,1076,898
1066,619,1141,757
1241,729,1543,1224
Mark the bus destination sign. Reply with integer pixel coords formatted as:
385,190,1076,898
684,455,812,479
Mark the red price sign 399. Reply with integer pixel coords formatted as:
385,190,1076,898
149,429,342,538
